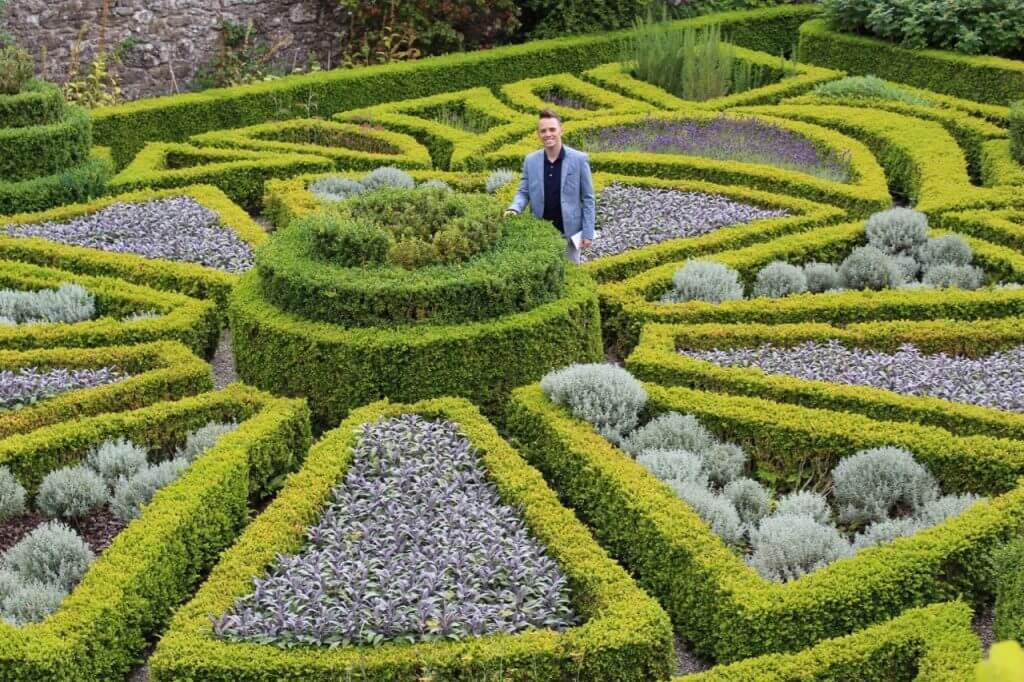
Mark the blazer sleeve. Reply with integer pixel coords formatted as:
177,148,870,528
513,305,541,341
579,153,596,240
509,156,531,214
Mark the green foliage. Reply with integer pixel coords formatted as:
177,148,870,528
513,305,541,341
0,465,26,521
0,151,111,215
978,641,1024,682
192,19,286,91
3,520,94,592
1011,101,1023,164
0,105,92,183
994,537,1024,643
304,210,391,267
813,75,936,106
0,45,33,95
35,465,109,520
541,362,648,443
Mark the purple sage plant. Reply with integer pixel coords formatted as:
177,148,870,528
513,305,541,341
683,340,1024,412
2,198,254,273
212,414,576,648
0,366,129,412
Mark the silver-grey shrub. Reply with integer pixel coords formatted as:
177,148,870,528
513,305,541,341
0,466,26,522
3,520,94,591
752,261,808,298
724,478,771,525
110,458,190,522
832,447,939,525
485,169,517,194
774,490,831,524
913,493,983,525
0,283,95,325
0,578,66,625
851,516,922,551
918,234,972,267
86,438,149,486
175,421,239,463
0,568,20,602
540,363,647,443
749,514,852,582
663,260,744,304
636,448,708,487
622,411,715,457
308,176,365,202
802,262,841,293
669,480,744,545
891,255,921,283
838,245,903,290
360,166,416,190
35,465,109,520
417,179,451,192
864,207,929,257
702,442,748,485
922,263,984,290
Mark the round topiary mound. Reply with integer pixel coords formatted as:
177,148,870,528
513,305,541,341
0,106,92,182
0,80,64,129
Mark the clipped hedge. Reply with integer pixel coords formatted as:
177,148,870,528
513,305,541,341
980,139,1024,187
994,537,1024,644
0,340,212,439
680,603,980,681
0,384,311,680
0,184,265,313
230,266,602,429
626,319,1024,441
90,5,820,167
978,641,1024,682
0,148,112,216
499,72,656,120
108,142,334,213
506,381,1024,662
189,118,432,171
0,79,64,129
935,208,1024,252
1012,101,1024,163
797,19,1024,106
0,259,220,358
0,105,91,183
151,396,673,681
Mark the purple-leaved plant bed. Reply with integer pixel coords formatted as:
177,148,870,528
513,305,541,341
582,183,789,261
2,198,255,273
683,340,1024,413
578,115,852,182
212,414,576,648
1,366,129,412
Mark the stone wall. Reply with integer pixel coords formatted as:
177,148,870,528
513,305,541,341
3,0,349,100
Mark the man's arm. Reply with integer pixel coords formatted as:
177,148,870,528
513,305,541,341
579,153,596,241
506,157,530,215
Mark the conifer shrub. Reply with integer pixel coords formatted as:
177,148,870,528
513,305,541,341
35,465,108,520
541,363,647,443
305,210,392,267
3,520,94,591
752,260,808,298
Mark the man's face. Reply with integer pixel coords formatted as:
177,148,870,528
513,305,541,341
537,117,562,150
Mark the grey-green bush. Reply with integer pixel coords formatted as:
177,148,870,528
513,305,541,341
813,75,935,107
832,446,940,525
0,466,26,522
3,520,94,591
622,411,715,457
851,516,922,550
702,442,747,485
774,490,832,524
636,448,708,487
891,255,920,283
0,282,95,325
417,179,452,192
918,234,972,267
35,465,109,520
802,262,841,293
175,421,239,463
0,579,66,626
360,166,416,190
838,245,903,290
749,514,852,582
540,363,647,443
922,263,984,290
865,208,929,257
0,569,21,603
752,261,808,298
912,493,983,525
663,260,744,304
669,480,744,546
86,438,149,486
724,478,771,525
486,169,516,194
308,176,365,202
110,458,190,522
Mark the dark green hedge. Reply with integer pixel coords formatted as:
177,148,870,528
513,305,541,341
994,538,1024,644
0,105,91,182
256,211,566,326
798,19,1024,106
91,5,821,167
0,149,112,215
229,266,603,429
0,79,64,129
1011,101,1024,164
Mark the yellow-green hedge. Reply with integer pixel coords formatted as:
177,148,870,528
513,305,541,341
0,384,310,680
977,641,1024,682
0,105,91,183
980,139,1024,187
934,208,1024,252
0,80,64,129
150,396,673,681
499,72,656,120
0,147,112,215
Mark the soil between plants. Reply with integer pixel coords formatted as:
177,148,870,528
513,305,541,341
0,507,127,556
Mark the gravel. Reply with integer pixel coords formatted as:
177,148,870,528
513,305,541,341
1,366,128,411
582,183,789,262
2,198,254,273
682,340,1024,412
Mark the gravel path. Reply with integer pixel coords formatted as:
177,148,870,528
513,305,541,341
212,329,237,388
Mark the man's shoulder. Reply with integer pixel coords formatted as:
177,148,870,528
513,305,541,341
563,145,590,164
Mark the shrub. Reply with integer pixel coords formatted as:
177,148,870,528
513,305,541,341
486,168,516,193
749,514,852,582
913,493,983,525
864,208,929,257
0,465,26,521
831,447,939,525
540,363,647,443
0,579,65,625
774,490,831,524
802,261,840,293
918,234,973,267
0,282,95,325
669,480,744,545
86,438,149,486
308,176,364,203
837,245,903,290
994,537,1024,642
664,260,744,304
891,255,920,283
702,441,747,485
637,448,708,487
622,410,715,457
110,458,190,522
812,75,935,106
175,421,239,463
850,516,921,550
0,46,34,96
417,179,451,192
35,465,109,520
922,263,984,290
752,261,808,298
305,211,392,267
1011,101,1023,165
359,166,415,191
3,520,94,591
724,477,771,525
0,569,20,602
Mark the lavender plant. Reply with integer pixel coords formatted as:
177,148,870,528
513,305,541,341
174,421,239,462
0,366,128,412
35,465,109,520
212,415,576,647
774,490,832,525
622,410,715,457
485,169,516,194
110,458,190,522
0,579,66,626
309,176,365,203
724,478,771,525
802,262,841,293
2,198,255,273
922,263,984,290
918,234,973,267
0,283,95,325
86,438,149,486
864,208,929,257
636,448,708,487
838,245,904,290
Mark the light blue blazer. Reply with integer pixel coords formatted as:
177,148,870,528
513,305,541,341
508,145,596,240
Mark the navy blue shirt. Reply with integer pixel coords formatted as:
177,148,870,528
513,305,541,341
542,146,565,232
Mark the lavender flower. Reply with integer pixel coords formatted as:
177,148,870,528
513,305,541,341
578,115,852,182
682,340,1024,413
212,415,576,647
0,366,128,412
2,198,254,273
582,183,789,261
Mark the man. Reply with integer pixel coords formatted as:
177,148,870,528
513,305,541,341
503,109,596,264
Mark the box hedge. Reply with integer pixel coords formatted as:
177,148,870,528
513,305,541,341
0,80,64,129
1011,101,1024,164
980,139,1024,187
933,208,1024,252
0,105,91,183
994,537,1024,644
0,148,112,216
0,340,212,439
499,72,657,120
150,396,673,681
506,381,1024,662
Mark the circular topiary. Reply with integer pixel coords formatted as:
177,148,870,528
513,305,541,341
0,106,92,183
0,80,64,129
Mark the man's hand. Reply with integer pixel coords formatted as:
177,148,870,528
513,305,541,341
503,209,518,217
581,239,592,249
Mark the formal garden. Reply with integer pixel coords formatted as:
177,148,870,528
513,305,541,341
0,0,1023,679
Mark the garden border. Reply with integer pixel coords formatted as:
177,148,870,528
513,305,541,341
498,72,657,120
0,105,91,183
